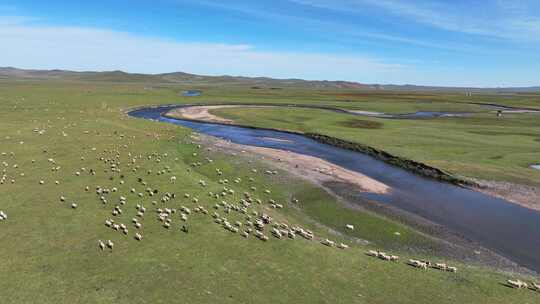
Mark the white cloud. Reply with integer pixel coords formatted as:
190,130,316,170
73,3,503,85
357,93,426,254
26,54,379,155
289,0,540,42
0,21,404,83
0,15,35,26
187,0,475,51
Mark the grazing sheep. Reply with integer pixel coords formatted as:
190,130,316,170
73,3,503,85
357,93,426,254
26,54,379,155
345,224,354,230
447,266,457,273
321,239,335,247
271,228,283,239
98,240,105,251
408,259,428,270
433,263,447,271
256,234,269,242
71,203,78,209
366,250,379,257
106,240,114,250
418,259,432,267
507,279,528,289
134,233,143,241
369,251,398,262
379,253,394,261
337,243,349,249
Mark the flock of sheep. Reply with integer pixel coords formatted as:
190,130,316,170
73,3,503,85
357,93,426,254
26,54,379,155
1,121,539,295
507,279,540,291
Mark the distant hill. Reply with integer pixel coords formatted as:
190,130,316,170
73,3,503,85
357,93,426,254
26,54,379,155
0,67,368,89
0,67,538,92
378,84,540,93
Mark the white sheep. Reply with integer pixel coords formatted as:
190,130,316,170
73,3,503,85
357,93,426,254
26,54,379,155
271,228,283,239
345,224,354,230
507,279,528,289
408,259,428,270
337,243,349,249
434,263,447,271
321,239,335,247
366,250,379,257
98,240,105,251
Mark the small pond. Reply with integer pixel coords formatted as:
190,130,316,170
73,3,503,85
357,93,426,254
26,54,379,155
182,90,202,97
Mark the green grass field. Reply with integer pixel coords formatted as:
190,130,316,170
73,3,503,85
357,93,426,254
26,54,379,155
1,80,539,303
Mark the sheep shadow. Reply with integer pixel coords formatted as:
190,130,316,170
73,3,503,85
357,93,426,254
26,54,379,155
499,282,516,289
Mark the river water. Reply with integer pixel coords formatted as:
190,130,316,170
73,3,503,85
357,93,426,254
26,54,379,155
129,105,540,272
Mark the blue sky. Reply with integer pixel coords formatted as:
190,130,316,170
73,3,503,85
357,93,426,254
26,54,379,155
1,0,540,86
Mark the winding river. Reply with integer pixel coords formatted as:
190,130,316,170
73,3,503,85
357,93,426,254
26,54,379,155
129,105,540,272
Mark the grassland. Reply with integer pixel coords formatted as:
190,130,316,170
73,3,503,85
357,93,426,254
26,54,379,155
1,80,539,303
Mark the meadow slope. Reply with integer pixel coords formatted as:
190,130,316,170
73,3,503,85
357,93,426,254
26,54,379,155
0,80,539,303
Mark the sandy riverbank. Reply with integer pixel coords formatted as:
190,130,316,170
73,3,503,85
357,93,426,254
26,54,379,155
212,138,390,194
474,180,540,212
